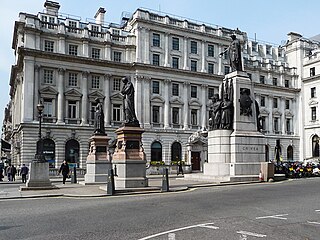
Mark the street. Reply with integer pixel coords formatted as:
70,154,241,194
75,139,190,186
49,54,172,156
1,178,320,240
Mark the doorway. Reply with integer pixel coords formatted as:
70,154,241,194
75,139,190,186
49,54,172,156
191,152,201,171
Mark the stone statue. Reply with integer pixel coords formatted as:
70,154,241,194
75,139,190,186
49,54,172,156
255,100,262,132
220,34,243,72
220,94,233,129
94,98,105,135
239,88,253,116
210,94,222,130
121,77,139,126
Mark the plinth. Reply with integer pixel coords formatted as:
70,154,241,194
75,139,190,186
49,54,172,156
112,125,148,188
84,134,111,184
204,71,266,182
21,161,56,190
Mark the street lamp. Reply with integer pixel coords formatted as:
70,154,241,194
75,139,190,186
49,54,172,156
34,101,46,162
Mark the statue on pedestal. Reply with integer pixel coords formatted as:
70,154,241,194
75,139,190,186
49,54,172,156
121,77,139,126
94,98,105,135
209,94,222,130
219,34,243,72
221,94,233,129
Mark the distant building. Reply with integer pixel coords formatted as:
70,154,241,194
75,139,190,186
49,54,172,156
4,0,319,170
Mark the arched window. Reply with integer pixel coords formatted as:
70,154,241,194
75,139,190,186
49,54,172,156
43,139,55,168
287,145,293,161
312,135,320,157
171,142,182,162
65,139,80,167
265,145,269,162
151,141,162,162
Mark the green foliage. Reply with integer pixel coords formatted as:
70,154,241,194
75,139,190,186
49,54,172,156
150,161,165,166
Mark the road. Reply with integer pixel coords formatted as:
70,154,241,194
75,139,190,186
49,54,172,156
1,178,320,240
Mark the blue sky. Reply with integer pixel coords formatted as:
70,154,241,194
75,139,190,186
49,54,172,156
0,0,319,134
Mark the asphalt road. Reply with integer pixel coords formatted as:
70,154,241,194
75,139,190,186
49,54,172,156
1,178,320,240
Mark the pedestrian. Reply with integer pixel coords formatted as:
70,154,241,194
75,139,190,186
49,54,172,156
0,167,3,181
11,165,17,181
6,164,12,181
58,160,70,184
20,164,29,183
177,160,184,176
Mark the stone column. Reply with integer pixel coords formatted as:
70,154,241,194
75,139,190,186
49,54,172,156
144,28,150,64
57,68,65,124
34,65,40,120
268,96,273,133
280,97,285,134
201,40,206,72
134,76,143,123
183,81,189,129
183,37,189,70
81,71,89,125
143,77,151,128
22,59,35,122
218,44,223,75
105,44,111,60
82,40,89,57
201,84,207,129
135,26,142,62
164,33,170,67
163,79,170,128
104,74,111,126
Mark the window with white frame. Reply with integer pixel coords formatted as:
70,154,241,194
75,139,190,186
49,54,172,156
152,54,160,66
152,81,160,94
261,116,266,131
285,99,290,109
68,100,77,119
152,106,160,123
273,77,278,86
113,51,122,62
286,119,291,133
172,83,179,96
43,99,53,117
68,20,77,33
91,75,100,89
68,44,78,56
191,109,198,125
43,69,54,84
172,37,179,50
90,101,97,121
172,57,179,69
68,72,78,87
191,41,197,54
208,63,214,74
208,87,214,99
91,48,100,59
191,60,197,72
191,85,197,98
113,104,121,121
113,78,121,91
273,98,278,108
172,107,179,124
261,96,265,107
224,66,230,74
311,87,316,98
260,75,265,84
91,25,99,37
208,44,214,57
44,40,54,52
153,33,160,47
312,107,317,121
274,117,279,132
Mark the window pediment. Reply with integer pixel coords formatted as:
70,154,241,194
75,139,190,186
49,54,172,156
272,109,282,116
170,97,184,105
110,92,123,101
285,110,294,118
260,108,269,115
64,88,82,100
88,91,105,101
39,86,58,98
309,100,318,106
189,99,202,107
151,95,165,103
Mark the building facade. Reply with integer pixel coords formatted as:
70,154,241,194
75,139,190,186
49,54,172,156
5,1,317,171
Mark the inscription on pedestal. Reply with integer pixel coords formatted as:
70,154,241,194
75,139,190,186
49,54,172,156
126,140,139,149
96,146,107,152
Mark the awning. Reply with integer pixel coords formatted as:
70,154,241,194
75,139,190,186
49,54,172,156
1,139,11,152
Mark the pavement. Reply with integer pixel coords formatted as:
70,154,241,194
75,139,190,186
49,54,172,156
0,174,261,199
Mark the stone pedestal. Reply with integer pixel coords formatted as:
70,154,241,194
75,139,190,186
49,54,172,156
84,134,111,184
22,161,56,190
112,125,148,188
204,71,266,182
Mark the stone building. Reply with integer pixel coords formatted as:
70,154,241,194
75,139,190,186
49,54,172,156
5,0,314,171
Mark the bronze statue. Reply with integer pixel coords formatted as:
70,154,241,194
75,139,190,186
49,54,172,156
121,77,139,126
220,94,233,129
219,34,243,72
94,98,105,135
210,94,222,129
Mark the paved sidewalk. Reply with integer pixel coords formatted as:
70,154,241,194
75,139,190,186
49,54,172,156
0,175,260,199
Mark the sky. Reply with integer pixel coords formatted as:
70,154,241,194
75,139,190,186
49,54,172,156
0,0,319,135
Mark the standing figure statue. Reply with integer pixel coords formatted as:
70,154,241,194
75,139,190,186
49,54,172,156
94,98,105,135
209,94,222,130
219,34,243,72
121,77,139,126
220,94,233,129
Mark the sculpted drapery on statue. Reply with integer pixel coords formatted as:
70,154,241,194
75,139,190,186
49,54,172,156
121,77,140,126
219,34,243,72
94,98,105,135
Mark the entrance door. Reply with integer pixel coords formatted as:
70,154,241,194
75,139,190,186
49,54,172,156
191,152,201,171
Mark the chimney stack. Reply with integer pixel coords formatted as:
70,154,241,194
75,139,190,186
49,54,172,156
44,1,60,16
95,7,106,25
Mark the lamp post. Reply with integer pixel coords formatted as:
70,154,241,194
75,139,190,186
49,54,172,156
34,101,46,162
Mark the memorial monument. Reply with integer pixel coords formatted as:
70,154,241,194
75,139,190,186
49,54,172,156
201,34,265,182
84,98,111,184
112,77,148,188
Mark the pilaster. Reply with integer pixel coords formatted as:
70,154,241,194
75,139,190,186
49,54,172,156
57,68,65,124
81,71,89,125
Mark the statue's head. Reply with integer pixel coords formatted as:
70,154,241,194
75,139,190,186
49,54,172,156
122,77,129,83
231,34,236,40
94,98,100,104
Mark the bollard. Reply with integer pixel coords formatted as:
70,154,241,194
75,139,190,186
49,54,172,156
114,164,118,177
162,168,169,192
107,168,115,195
71,166,77,183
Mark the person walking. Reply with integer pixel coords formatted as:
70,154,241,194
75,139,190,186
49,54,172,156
58,160,70,184
20,164,29,183
177,160,184,176
11,165,17,181
6,164,12,181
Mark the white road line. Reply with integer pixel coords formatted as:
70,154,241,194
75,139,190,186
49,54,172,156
237,231,267,238
256,214,288,220
138,223,219,240
315,210,320,212
307,221,320,225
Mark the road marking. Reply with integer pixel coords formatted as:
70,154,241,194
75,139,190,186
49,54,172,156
307,221,320,225
237,231,267,238
315,210,320,212
138,222,219,240
256,214,288,220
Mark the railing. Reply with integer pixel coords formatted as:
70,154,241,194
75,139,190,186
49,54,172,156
49,168,86,176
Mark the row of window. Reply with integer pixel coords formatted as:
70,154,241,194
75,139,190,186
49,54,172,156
260,96,292,109
260,116,293,134
44,40,123,61
257,74,291,88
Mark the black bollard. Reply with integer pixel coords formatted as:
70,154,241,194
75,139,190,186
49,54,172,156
71,166,77,183
162,168,169,192
107,168,115,195
114,164,118,177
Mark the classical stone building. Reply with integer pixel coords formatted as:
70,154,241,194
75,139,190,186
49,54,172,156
5,0,317,171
